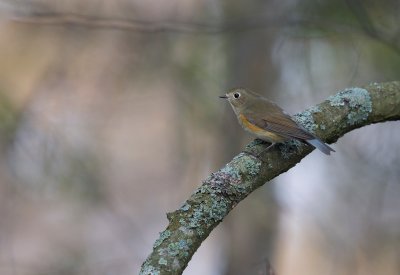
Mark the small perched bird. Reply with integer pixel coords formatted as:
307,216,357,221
220,88,335,155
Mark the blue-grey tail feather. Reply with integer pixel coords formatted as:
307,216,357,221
306,139,335,155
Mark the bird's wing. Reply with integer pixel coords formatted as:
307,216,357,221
244,106,315,140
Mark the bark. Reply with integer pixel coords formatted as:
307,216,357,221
140,81,400,275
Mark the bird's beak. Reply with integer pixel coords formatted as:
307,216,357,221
219,95,228,99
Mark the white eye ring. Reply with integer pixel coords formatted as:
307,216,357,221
233,92,240,99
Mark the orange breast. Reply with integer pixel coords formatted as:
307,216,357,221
239,114,265,133
238,113,285,142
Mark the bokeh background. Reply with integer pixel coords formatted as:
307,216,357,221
0,1,400,274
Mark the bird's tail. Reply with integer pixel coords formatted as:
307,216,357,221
306,138,335,155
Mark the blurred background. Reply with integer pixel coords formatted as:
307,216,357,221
0,0,399,274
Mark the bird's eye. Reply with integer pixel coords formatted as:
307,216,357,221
233,92,240,99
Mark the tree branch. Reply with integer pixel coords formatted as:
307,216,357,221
140,81,400,275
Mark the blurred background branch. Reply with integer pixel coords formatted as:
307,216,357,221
5,3,399,56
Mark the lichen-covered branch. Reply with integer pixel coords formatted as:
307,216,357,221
140,81,400,275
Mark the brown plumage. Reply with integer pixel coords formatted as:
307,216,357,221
220,88,335,155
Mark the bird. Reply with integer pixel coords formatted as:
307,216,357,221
220,88,335,155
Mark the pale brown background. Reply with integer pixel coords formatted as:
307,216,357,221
0,1,400,274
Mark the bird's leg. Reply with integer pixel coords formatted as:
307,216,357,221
246,142,276,158
257,142,276,156
264,142,276,151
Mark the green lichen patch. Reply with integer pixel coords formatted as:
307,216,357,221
178,191,231,237
172,259,181,271
293,105,321,132
139,263,160,275
218,153,261,184
219,164,240,180
153,230,172,248
158,258,168,266
328,87,372,125
369,82,382,90
180,203,191,212
243,139,268,154
280,140,303,159
204,170,238,193
234,154,261,178
157,239,191,265
202,156,259,202
178,226,195,236
168,240,189,256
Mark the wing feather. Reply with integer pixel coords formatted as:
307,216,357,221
243,103,314,140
